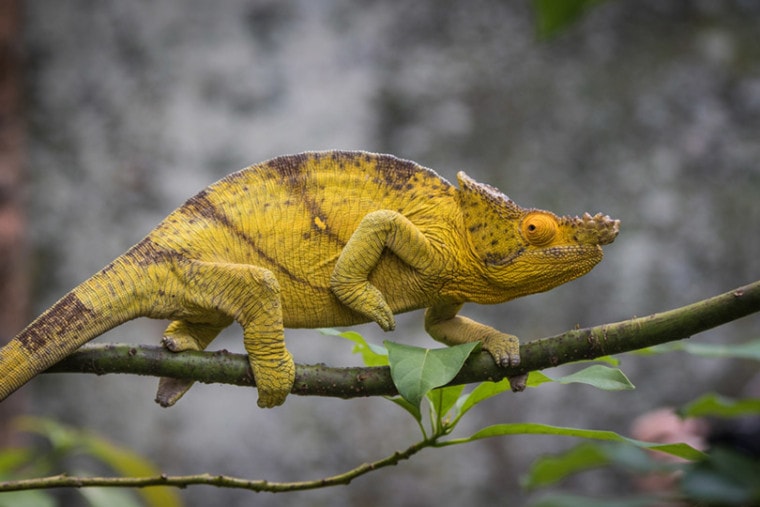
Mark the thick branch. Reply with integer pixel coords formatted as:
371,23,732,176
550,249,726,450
48,280,760,398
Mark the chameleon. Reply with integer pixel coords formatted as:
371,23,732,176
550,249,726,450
0,151,619,408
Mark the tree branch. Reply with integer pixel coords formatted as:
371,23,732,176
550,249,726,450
47,280,760,398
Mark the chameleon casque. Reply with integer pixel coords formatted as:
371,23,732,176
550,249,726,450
0,151,619,408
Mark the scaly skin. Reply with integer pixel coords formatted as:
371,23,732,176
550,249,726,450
0,151,619,408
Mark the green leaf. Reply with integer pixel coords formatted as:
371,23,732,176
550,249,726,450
77,483,143,507
82,434,182,507
532,0,607,39
0,490,56,507
635,339,760,361
582,355,620,367
320,328,388,366
15,417,78,452
0,448,35,476
460,423,706,461
527,366,634,391
680,393,760,419
681,340,760,361
386,395,422,423
15,417,181,507
523,442,610,490
427,384,465,420
526,371,554,388
680,447,760,504
456,378,514,418
555,365,635,391
385,341,480,408
524,442,674,491
529,493,658,507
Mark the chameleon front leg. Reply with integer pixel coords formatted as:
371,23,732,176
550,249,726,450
166,260,295,408
425,302,527,392
330,210,435,330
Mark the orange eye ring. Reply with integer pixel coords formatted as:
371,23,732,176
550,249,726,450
521,213,558,246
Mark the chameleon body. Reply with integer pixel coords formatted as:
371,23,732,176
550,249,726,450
0,151,619,408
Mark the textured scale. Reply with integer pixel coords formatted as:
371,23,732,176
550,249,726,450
0,151,619,408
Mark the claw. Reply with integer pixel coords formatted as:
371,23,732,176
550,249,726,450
482,332,521,369
155,377,195,407
508,373,528,392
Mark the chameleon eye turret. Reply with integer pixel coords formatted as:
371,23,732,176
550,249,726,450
521,212,559,247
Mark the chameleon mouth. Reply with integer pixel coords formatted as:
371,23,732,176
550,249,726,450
562,212,620,246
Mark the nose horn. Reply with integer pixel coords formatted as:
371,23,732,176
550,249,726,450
570,212,620,245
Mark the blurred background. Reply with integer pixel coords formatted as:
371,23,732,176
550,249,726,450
1,1,759,505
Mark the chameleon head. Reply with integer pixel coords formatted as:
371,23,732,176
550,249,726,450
489,210,620,294
456,171,620,302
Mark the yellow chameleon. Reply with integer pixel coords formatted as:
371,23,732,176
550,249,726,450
0,151,619,408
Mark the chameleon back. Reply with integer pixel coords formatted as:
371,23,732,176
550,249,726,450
147,151,463,327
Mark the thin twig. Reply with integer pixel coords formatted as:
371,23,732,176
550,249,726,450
0,436,435,493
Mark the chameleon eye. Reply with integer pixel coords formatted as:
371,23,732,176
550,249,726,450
522,213,558,246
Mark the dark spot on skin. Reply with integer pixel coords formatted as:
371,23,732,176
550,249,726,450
484,253,503,266
302,203,345,246
182,190,221,223
484,247,525,267
127,237,184,266
17,293,96,352
174,192,329,292
267,153,311,180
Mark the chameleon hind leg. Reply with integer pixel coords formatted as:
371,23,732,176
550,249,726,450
162,259,295,408
155,317,231,407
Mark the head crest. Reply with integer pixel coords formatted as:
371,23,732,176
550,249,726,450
456,171,525,265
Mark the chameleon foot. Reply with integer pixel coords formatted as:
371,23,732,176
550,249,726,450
330,279,396,331
155,320,226,407
481,333,526,392
155,334,198,407
482,332,521,368
253,351,296,408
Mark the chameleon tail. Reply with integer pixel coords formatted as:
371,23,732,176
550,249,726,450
0,253,148,401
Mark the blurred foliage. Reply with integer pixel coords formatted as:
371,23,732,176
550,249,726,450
522,342,760,506
334,330,760,507
531,0,609,39
680,446,760,505
0,417,181,507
